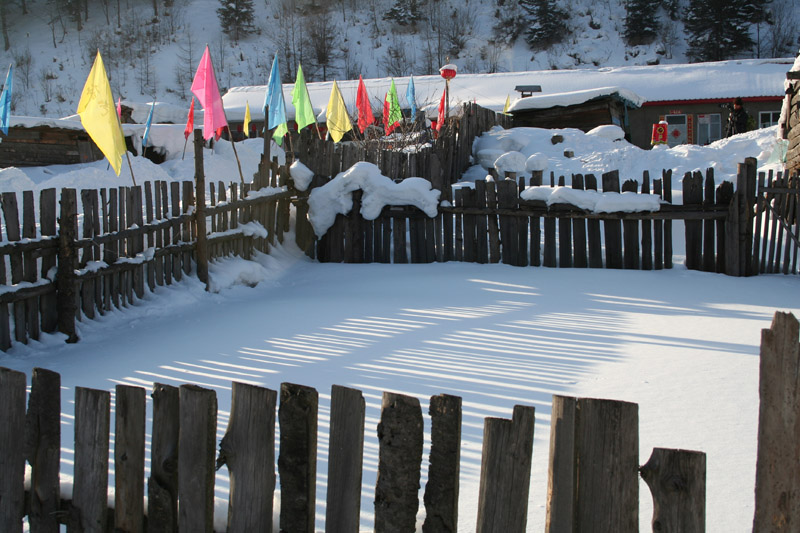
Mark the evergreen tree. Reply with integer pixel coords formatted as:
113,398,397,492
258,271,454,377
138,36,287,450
519,0,570,51
217,0,255,42
683,0,755,62
623,0,660,46
383,0,422,26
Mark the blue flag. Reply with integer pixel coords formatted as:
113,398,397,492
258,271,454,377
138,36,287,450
264,54,288,141
406,76,416,122
0,64,13,136
142,101,155,149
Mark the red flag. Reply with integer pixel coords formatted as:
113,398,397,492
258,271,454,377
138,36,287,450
356,75,373,134
436,88,446,132
116,97,122,119
183,98,195,140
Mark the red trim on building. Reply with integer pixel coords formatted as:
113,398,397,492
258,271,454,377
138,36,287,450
643,96,782,106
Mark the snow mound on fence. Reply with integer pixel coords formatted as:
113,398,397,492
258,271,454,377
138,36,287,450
307,162,441,238
521,185,662,212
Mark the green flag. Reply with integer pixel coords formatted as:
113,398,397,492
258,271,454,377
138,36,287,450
291,64,316,131
383,78,403,135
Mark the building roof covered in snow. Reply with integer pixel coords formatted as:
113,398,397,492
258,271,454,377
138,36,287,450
221,58,793,122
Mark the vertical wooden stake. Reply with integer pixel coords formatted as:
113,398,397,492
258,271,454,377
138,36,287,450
147,383,180,533
178,385,217,533
0,367,26,533
194,129,209,288
70,387,110,533
640,447,706,533
423,394,462,533
56,189,78,343
115,385,146,533
753,311,800,530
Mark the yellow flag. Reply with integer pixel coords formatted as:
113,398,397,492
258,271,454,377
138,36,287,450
77,52,126,176
503,94,511,115
243,101,251,138
326,80,352,143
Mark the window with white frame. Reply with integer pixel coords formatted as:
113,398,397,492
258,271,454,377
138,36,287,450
697,114,722,145
759,111,781,128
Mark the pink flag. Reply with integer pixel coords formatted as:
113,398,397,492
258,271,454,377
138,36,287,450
184,98,195,140
356,75,373,134
190,46,228,140
116,97,122,119
436,88,446,132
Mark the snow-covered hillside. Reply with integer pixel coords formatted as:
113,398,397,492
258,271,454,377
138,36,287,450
0,0,797,118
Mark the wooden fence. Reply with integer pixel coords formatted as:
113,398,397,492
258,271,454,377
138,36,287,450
752,170,799,275
292,102,512,199
0,131,291,350
298,160,762,276
0,367,707,533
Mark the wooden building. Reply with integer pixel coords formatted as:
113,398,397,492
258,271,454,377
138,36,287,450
0,119,105,167
508,87,643,139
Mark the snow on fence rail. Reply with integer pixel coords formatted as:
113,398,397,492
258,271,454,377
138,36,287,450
0,311,797,532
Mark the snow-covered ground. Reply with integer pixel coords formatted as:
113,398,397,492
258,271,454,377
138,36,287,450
1,124,799,532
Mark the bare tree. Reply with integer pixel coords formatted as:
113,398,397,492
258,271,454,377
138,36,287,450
307,13,341,80
380,37,412,77
765,0,797,57
1,0,9,50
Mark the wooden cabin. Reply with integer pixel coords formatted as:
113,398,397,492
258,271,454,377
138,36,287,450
783,68,800,174
0,120,105,167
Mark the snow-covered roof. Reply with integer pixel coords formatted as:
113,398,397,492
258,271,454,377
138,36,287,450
221,58,793,122
508,86,645,112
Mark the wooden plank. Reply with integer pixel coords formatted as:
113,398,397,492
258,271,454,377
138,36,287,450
443,189,454,262
375,392,423,532
517,177,529,266
114,385,146,533
325,386,366,533
181,182,193,274
145,182,156,291
423,394,462,533
716,182,734,274
640,448,706,533
393,215,407,264
641,172,653,270
2,192,26,344
178,385,217,533
21,191,40,340
425,217,436,263
547,396,638,531
683,171,704,270
220,383,277,533
497,180,519,266
585,174,603,268
571,174,588,268
147,384,180,533
753,312,800,530
279,383,318,533
171,182,182,282
462,187,476,263
57,189,78,343
703,168,716,272
454,189,464,262
663,169,673,268
25,368,61,533
602,171,623,269
486,182,501,263
545,396,576,532
654,179,664,269
70,387,110,533
576,398,638,531
621,179,640,269
474,180,488,264
0,367,26,533
476,405,535,533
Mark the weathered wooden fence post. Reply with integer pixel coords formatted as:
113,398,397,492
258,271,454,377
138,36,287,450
114,385,146,533
70,387,110,533
326,385,366,533
753,311,800,530
0,367,26,533
218,382,277,533
279,383,318,533
178,385,217,533
546,395,638,533
476,405,535,533
602,170,623,269
148,383,180,533
25,367,61,533
57,188,78,343
423,394,462,533
683,171,703,270
193,130,209,288
640,448,706,533
375,392,424,533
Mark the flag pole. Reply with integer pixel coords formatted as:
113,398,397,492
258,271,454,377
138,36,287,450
125,151,137,187
303,80,323,140
181,136,189,160
226,124,245,186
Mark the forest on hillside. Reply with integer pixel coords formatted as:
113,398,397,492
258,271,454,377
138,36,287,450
0,0,797,115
